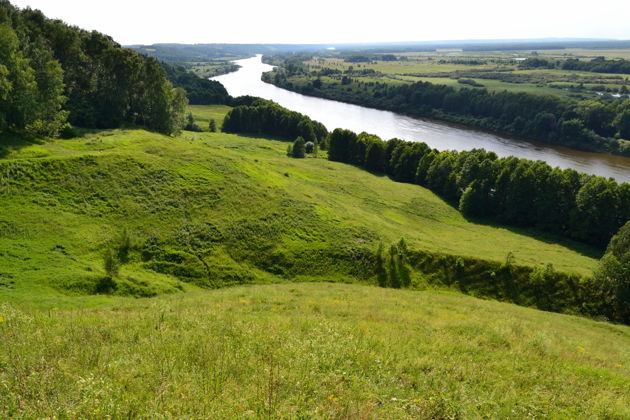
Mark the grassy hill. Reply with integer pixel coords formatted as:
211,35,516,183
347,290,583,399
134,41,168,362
0,105,627,418
0,106,599,310
1,283,628,418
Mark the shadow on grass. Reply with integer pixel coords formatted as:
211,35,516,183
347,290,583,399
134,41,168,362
0,132,45,158
463,214,604,260
362,169,605,260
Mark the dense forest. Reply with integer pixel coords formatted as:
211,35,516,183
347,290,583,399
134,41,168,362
327,128,630,248
160,62,231,105
222,97,329,144
0,1,190,137
220,99,630,249
264,60,630,156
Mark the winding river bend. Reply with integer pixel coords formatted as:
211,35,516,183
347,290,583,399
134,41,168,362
213,55,630,182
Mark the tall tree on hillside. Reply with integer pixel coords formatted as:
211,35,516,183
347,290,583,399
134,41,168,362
292,136,306,158
0,23,38,134
594,220,630,323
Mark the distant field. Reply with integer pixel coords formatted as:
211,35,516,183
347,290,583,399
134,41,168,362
1,283,628,418
535,48,630,59
306,57,497,74
189,104,232,130
302,49,630,99
189,61,240,78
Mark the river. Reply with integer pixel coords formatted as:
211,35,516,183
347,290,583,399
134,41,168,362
213,55,630,182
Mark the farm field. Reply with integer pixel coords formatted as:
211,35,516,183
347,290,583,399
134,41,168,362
301,49,630,99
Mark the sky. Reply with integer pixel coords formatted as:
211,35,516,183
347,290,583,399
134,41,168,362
9,0,630,46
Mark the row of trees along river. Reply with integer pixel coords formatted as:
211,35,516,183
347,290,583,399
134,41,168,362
213,55,630,183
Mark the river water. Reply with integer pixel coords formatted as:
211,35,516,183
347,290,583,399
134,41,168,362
213,55,630,182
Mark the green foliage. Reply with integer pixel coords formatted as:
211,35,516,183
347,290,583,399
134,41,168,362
222,98,328,142
594,221,630,323
267,56,630,156
209,119,217,132
161,61,230,105
184,112,203,132
327,125,628,248
0,3,197,136
291,136,305,158
103,248,120,279
0,122,606,319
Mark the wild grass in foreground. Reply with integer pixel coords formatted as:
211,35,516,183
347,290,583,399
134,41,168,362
1,283,628,419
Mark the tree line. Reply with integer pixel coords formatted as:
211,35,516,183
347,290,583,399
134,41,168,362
221,98,329,145
219,97,629,249
520,56,630,75
0,1,189,137
160,62,231,105
328,128,630,248
265,60,630,156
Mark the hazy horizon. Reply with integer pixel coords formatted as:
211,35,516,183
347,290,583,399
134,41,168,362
9,0,630,46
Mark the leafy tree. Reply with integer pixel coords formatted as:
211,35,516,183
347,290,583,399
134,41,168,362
0,3,195,136
292,136,306,158
184,112,203,132
396,238,412,288
572,178,620,246
209,119,217,132
161,61,230,105
615,111,630,139
459,180,488,218
364,138,386,172
328,128,356,162
594,221,630,323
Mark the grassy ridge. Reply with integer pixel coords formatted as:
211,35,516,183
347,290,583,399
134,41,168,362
0,106,599,309
1,283,628,418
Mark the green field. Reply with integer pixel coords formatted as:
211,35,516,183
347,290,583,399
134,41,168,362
303,51,630,99
1,282,628,418
190,104,232,130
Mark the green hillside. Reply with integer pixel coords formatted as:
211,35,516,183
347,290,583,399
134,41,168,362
1,283,628,418
0,106,599,310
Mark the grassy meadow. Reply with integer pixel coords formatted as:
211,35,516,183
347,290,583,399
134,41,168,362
1,282,629,418
0,105,627,418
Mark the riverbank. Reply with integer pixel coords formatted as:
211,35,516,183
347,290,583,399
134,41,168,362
212,56,630,182
261,68,630,158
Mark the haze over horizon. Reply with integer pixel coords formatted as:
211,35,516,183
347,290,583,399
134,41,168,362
9,0,630,46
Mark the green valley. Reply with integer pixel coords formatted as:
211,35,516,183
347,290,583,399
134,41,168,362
0,106,600,309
